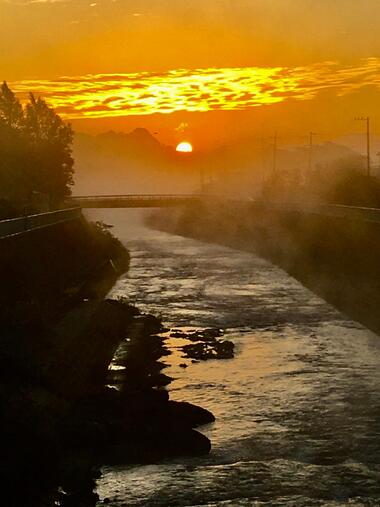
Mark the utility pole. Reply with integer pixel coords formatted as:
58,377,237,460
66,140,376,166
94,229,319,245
367,116,371,177
355,116,371,177
259,137,267,183
272,131,278,176
308,132,318,172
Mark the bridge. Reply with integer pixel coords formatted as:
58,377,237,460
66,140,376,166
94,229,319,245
68,194,203,208
0,195,203,239
67,194,380,224
3,195,380,240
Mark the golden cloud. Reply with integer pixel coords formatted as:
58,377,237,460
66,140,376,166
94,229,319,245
10,58,380,119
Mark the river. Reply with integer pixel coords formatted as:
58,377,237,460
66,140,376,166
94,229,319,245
86,209,380,507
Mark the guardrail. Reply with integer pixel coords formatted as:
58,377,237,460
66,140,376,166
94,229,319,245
250,201,380,224
317,204,380,223
0,207,83,239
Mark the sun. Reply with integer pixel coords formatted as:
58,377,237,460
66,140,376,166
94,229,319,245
176,141,193,153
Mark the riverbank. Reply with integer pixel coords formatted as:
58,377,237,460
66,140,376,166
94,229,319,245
0,216,129,505
0,214,217,506
147,201,380,335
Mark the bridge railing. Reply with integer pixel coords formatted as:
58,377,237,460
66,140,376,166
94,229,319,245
70,194,202,201
0,207,82,239
320,204,380,223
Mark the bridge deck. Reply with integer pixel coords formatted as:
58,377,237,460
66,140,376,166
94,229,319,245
69,194,203,208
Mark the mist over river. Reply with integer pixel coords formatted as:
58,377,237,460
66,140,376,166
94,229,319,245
86,209,380,507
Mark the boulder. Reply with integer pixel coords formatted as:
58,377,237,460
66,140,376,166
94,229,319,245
102,427,211,465
168,401,215,427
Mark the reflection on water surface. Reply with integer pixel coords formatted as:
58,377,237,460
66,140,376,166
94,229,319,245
86,210,380,507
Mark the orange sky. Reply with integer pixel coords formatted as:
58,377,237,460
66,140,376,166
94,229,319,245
2,0,380,149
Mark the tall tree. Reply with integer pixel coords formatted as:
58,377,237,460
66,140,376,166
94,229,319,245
0,84,74,214
0,82,24,130
25,94,74,208
0,83,29,205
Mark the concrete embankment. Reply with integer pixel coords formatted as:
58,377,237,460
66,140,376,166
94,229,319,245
147,201,380,335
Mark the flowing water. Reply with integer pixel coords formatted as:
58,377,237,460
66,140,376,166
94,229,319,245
86,209,380,507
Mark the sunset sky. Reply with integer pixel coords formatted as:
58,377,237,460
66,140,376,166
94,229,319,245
2,0,380,149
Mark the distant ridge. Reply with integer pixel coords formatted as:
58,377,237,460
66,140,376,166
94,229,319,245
72,127,372,196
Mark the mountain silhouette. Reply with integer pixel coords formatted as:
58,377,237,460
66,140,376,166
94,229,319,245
73,129,196,195
72,129,367,197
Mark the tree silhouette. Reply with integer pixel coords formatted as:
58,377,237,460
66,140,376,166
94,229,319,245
0,81,24,130
0,83,29,206
25,94,74,208
0,83,74,215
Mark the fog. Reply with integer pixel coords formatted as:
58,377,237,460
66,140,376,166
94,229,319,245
72,128,380,207
72,129,199,196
